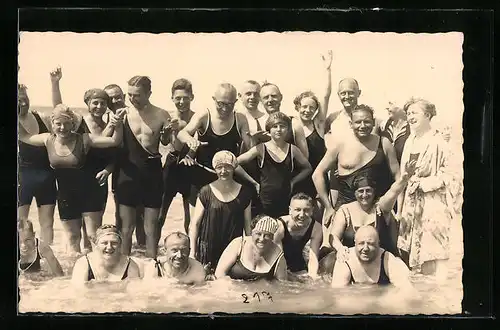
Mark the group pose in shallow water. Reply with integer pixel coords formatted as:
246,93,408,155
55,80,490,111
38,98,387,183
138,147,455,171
18,50,461,292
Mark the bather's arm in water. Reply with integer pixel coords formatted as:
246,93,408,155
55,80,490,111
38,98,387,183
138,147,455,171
307,222,323,278
328,206,350,257
384,251,418,294
38,242,64,276
214,237,241,280
71,256,92,285
274,254,288,281
331,259,352,287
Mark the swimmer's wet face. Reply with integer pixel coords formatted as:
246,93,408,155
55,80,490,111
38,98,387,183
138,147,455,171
260,84,282,114
350,109,374,139
338,79,360,112
172,89,193,113
96,233,122,262
127,85,151,110
251,230,274,251
298,96,319,122
289,198,313,226
354,227,380,263
88,98,108,118
354,186,376,208
164,235,190,270
239,82,261,111
214,163,235,181
105,86,125,112
52,117,74,138
18,88,30,116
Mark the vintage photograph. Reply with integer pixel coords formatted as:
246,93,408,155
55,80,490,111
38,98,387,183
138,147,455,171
17,31,464,314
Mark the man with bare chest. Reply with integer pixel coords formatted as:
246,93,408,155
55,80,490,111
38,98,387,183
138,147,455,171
177,83,252,227
115,76,174,258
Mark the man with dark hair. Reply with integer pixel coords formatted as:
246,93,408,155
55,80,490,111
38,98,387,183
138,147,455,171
158,78,196,237
103,83,146,248
144,231,206,284
115,75,176,258
273,193,323,278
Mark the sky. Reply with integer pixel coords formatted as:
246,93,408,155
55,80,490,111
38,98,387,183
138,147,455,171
18,31,464,137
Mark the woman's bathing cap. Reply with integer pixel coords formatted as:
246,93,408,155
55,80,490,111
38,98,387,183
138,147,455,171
253,216,279,235
83,88,110,106
94,224,122,244
212,150,238,169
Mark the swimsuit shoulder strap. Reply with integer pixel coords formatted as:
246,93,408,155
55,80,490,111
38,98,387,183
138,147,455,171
234,112,241,137
271,250,285,277
121,257,131,280
341,206,352,228
85,255,95,280
378,250,390,285
199,108,211,136
345,260,355,284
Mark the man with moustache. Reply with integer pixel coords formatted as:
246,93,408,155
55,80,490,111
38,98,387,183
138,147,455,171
115,76,176,259
259,83,309,158
331,226,414,290
104,83,146,248
274,193,323,278
177,83,252,227
158,78,196,236
145,232,206,284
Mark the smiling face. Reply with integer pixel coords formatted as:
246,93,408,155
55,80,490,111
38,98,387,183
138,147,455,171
354,185,376,208
298,96,319,122
354,227,380,263
213,87,237,118
96,233,122,262
338,80,360,112
105,87,126,112
88,97,108,118
289,198,313,226
127,85,151,110
350,110,374,139
164,235,190,270
52,117,74,138
406,103,431,131
172,89,193,113
214,163,234,181
19,229,36,257
18,91,30,116
251,230,274,251
260,85,282,114
239,82,260,111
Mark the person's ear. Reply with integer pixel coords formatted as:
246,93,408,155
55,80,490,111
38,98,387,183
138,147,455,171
357,89,362,97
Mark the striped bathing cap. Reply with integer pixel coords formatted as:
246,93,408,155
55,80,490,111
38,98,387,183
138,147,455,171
253,216,279,235
212,150,238,169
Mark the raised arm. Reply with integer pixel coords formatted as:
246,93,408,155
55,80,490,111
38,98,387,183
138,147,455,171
329,206,348,253
378,159,416,213
50,67,63,107
290,145,312,191
188,198,206,259
86,120,123,149
307,222,323,278
316,50,333,122
214,237,241,279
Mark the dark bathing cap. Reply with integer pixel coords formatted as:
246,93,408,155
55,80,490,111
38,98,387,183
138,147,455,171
84,88,110,106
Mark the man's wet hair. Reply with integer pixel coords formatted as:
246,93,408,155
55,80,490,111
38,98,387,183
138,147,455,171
350,104,375,120
171,78,193,97
265,111,292,132
338,78,360,91
293,91,320,112
18,218,34,235
403,97,437,120
103,84,124,94
261,81,282,96
290,192,314,207
164,231,190,246
128,76,152,93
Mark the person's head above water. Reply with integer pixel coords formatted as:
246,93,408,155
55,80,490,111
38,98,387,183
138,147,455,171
349,104,375,140
353,174,377,209
213,83,237,118
239,80,261,111
171,78,194,113
83,88,110,118
18,219,36,255
104,84,125,112
250,215,279,252
127,76,152,110
293,91,320,123
337,78,361,112
260,82,283,114
163,231,191,270
354,225,380,263
289,192,314,225
93,224,123,263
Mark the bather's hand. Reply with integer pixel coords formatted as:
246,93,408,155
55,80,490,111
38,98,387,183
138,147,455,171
179,155,196,167
95,169,111,186
50,66,62,83
253,182,260,195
